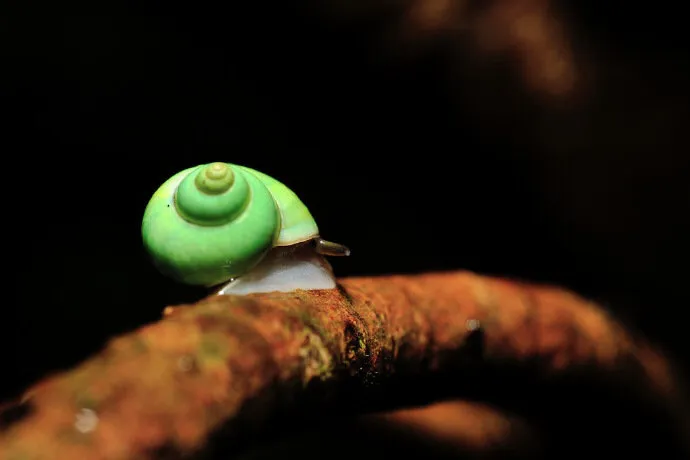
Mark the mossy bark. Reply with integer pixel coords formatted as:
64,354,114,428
0,271,688,459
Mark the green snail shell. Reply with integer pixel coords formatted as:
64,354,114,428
141,162,319,287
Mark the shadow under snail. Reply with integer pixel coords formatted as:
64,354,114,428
142,162,350,296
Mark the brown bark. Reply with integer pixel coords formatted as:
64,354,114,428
0,271,688,459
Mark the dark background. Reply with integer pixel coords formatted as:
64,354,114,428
2,2,689,407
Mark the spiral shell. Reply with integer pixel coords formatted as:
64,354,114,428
142,162,319,286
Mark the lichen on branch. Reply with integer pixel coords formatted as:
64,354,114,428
0,271,688,459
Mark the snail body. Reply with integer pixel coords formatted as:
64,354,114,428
142,162,348,293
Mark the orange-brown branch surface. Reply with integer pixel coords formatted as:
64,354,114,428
0,271,688,459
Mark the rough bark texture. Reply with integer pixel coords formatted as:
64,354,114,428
0,271,688,459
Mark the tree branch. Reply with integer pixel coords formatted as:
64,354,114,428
1,271,688,459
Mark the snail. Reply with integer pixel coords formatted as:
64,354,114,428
142,162,350,296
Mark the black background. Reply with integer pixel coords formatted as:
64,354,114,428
2,3,689,405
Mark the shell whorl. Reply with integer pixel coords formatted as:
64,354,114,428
142,163,281,286
175,162,249,226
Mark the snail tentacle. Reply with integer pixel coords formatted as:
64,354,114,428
314,238,351,257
